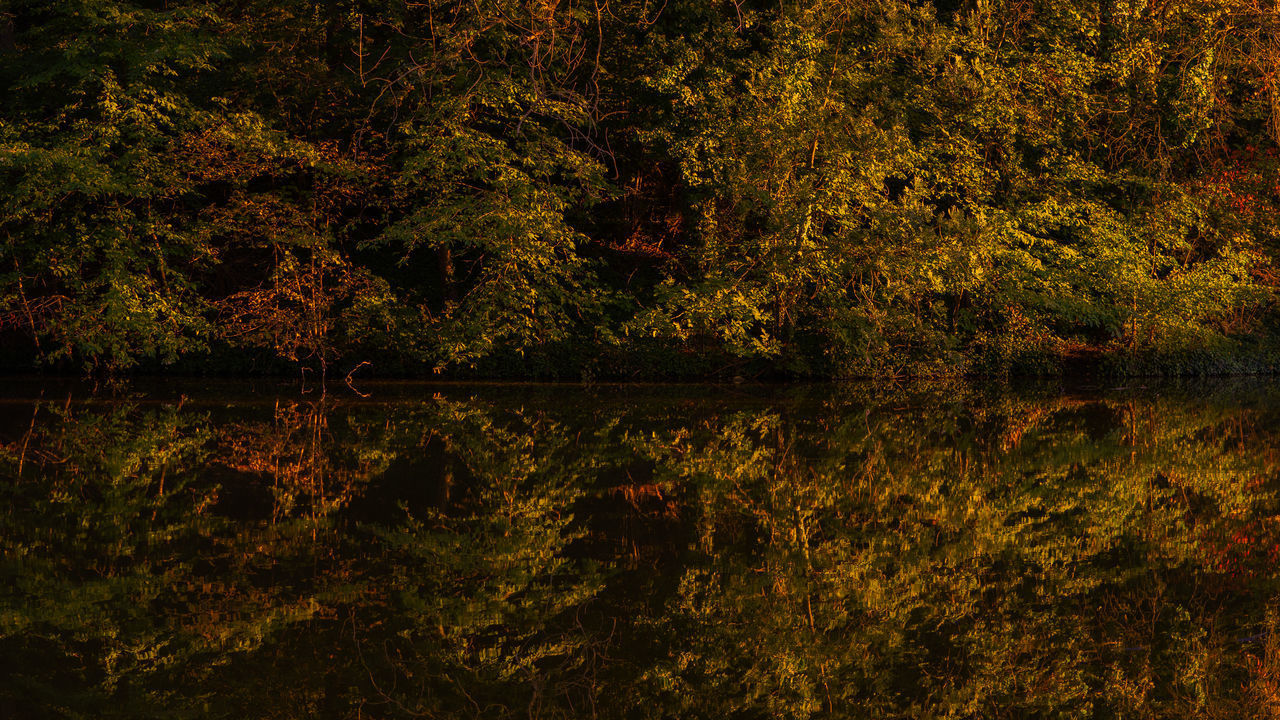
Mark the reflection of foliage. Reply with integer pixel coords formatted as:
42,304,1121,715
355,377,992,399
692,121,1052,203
616,387,1280,718
1,383,1280,718
0,402,219,714
351,398,608,718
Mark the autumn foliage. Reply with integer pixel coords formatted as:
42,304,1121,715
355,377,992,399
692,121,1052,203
2,0,1280,377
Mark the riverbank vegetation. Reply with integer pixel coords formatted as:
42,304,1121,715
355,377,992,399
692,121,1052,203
2,0,1279,378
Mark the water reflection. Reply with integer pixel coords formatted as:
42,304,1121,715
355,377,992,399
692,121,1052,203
2,381,1279,718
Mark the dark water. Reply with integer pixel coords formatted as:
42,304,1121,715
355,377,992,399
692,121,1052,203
3,379,1280,719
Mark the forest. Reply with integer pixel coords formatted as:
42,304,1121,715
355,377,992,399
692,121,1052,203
2,0,1279,378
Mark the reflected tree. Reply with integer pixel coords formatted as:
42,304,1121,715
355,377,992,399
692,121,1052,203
1,383,1279,717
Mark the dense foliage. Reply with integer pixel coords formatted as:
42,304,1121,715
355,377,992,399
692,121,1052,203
3,381,1280,717
2,0,1279,377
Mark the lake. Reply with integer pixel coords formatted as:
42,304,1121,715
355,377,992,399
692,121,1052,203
2,379,1279,718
